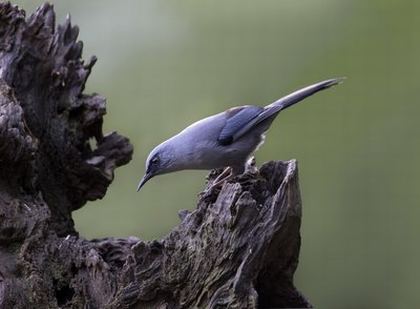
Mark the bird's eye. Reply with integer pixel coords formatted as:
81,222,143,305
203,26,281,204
151,157,159,165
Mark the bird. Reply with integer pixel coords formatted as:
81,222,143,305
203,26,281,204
137,78,343,191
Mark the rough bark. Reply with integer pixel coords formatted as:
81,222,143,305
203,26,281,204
0,2,312,308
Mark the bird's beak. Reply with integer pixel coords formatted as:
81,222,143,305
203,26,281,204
136,172,153,192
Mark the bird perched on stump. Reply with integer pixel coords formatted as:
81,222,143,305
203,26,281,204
137,78,343,191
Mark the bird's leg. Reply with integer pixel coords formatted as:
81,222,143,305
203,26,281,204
210,167,233,189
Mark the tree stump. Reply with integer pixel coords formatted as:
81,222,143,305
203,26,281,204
0,3,312,308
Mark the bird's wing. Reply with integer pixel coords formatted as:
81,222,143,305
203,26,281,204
227,78,344,142
218,105,264,145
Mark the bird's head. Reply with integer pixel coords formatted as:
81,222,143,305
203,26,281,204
137,142,176,191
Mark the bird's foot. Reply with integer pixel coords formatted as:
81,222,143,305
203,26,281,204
212,167,232,185
204,167,233,194
211,174,235,190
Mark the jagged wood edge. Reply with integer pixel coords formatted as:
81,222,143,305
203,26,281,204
0,2,311,308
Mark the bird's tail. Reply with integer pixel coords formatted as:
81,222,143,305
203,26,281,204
265,77,345,111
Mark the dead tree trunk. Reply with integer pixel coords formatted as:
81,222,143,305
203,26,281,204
0,3,312,308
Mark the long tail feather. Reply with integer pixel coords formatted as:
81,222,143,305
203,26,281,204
266,77,345,111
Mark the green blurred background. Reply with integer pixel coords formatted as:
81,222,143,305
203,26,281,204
14,0,420,307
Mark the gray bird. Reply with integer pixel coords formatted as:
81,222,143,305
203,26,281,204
137,78,343,191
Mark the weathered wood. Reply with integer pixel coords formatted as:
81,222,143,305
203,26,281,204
0,3,311,308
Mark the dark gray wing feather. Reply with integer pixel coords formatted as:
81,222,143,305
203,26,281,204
218,105,264,145
230,78,343,142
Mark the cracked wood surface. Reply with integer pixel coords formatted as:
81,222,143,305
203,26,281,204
0,2,311,308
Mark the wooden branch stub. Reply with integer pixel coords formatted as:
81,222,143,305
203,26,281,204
0,3,311,308
0,2,133,219
113,160,311,309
